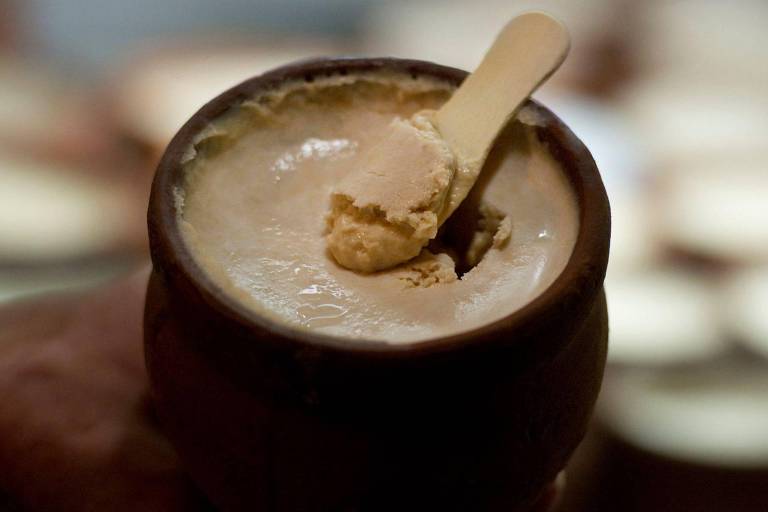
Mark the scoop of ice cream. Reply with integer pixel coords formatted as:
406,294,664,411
326,111,459,272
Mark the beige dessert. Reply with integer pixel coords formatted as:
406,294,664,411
325,111,459,272
178,73,578,343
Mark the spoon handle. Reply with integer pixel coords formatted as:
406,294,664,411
434,12,570,167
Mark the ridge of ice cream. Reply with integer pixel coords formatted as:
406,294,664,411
178,72,578,343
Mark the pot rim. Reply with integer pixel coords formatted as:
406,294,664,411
148,57,610,359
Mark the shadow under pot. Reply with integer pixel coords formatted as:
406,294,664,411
144,57,610,512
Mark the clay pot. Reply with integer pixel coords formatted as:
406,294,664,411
144,58,610,512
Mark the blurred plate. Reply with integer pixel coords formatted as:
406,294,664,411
722,266,768,359
592,364,768,511
606,269,724,366
0,154,138,264
111,36,349,155
655,161,768,264
601,365,768,468
620,79,768,168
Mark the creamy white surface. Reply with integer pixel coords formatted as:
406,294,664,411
179,75,578,343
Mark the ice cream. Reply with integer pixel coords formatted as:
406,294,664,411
325,107,513,273
178,71,578,343
325,112,458,272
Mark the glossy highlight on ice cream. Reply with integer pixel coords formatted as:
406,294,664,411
177,71,579,343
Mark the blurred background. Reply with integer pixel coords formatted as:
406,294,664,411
1,0,767,510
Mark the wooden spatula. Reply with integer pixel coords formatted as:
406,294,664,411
434,11,570,222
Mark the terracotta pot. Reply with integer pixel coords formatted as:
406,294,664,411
144,58,610,512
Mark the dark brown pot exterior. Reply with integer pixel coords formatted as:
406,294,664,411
144,58,611,512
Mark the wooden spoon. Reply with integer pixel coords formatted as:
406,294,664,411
326,12,570,273
434,11,570,222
